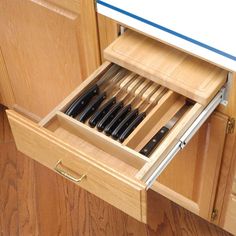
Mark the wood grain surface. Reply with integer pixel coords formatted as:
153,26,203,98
104,30,227,105
0,0,100,118
0,105,232,236
97,14,118,63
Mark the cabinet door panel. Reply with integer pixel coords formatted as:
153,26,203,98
0,48,15,108
0,0,100,117
222,158,236,234
152,112,228,220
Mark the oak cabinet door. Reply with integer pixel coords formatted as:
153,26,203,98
223,167,236,234
152,112,228,221
0,0,100,117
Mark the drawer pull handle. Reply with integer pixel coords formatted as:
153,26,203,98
54,160,86,183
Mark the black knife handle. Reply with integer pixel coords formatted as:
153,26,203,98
77,92,107,123
139,126,169,157
111,109,139,140
119,112,146,143
97,101,124,131
89,97,116,127
104,104,132,136
65,84,99,117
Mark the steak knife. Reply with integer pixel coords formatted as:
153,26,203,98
112,82,160,140
87,71,134,127
88,97,116,127
96,74,138,131
65,84,99,117
97,101,124,131
104,77,145,136
118,87,168,142
65,64,120,117
111,109,139,140
139,103,190,157
104,104,132,136
77,92,107,123
118,112,146,142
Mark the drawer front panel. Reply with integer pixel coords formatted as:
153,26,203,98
7,110,147,223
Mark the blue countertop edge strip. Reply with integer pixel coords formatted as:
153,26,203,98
97,0,236,62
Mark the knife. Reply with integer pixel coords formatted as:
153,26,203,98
97,101,124,131
76,69,129,123
64,64,121,117
104,104,132,136
111,108,139,140
104,77,145,136
88,97,116,127
86,71,134,127
118,112,146,142
139,103,190,157
77,92,107,123
65,84,99,117
96,74,138,131
111,82,159,140
118,86,168,142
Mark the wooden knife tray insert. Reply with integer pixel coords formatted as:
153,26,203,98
38,63,204,181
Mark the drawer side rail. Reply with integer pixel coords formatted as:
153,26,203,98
146,88,225,189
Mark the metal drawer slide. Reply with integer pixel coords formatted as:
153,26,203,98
146,88,225,189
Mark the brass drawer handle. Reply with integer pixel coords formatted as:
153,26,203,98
54,160,86,183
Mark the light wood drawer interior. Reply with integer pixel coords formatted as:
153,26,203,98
7,30,228,223
38,62,205,183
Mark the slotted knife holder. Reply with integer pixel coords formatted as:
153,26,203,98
63,64,191,147
39,62,201,175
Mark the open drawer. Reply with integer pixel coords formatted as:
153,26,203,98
6,30,228,223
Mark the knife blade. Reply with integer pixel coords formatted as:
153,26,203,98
65,64,120,117
77,92,107,123
111,81,159,140
103,77,145,136
76,69,129,123
87,72,135,127
96,73,138,131
118,86,168,143
139,103,190,157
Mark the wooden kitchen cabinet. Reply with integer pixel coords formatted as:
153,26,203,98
0,0,100,118
224,169,236,235
0,104,231,235
216,116,236,234
0,0,236,232
153,111,228,220
97,13,236,227
6,29,229,223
